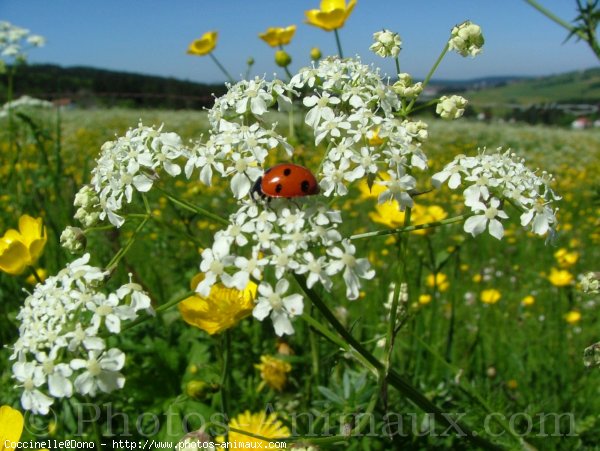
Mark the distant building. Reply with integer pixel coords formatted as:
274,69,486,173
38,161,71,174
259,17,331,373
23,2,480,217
571,117,591,129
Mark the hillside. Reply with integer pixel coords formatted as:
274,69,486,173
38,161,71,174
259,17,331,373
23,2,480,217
2,64,599,112
1,64,227,109
465,67,600,106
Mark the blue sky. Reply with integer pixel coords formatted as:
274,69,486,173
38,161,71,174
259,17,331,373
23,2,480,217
1,0,598,83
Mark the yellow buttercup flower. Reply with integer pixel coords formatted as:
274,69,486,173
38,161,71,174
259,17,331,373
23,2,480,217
480,289,501,304
426,273,449,292
521,295,535,307
418,294,432,305
255,355,292,392
369,202,447,236
548,268,574,287
0,214,47,276
564,310,581,325
0,405,23,451
187,31,218,56
258,25,296,47
305,0,357,32
179,274,256,335
228,411,290,448
553,248,579,268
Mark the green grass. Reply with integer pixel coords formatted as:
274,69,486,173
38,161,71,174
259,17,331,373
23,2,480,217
0,108,599,450
467,68,600,106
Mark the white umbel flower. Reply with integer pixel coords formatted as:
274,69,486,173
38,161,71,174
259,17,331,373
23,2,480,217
370,29,402,58
253,279,304,336
436,95,468,120
448,21,484,57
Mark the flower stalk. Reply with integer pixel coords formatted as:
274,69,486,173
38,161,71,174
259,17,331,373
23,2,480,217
294,273,503,450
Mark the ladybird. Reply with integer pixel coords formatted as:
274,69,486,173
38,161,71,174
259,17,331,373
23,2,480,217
251,163,320,199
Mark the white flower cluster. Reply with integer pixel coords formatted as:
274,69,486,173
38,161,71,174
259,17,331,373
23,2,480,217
436,95,468,120
581,272,600,294
197,200,374,336
60,226,86,254
448,21,484,57
73,185,101,228
432,148,560,240
370,29,402,58
10,254,153,414
83,123,183,227
289,57,428,210
0,21,45,61
0,95,53,118
184,76,293,199
392,73,423,99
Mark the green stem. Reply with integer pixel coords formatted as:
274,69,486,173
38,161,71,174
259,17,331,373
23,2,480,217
384,207,411,372
27,266,44,284
406,43,449,114
334,28,344,58
220,330,232,418
412,333,530,447
106,289,196,337
154,185,229,226
350,212,474,241
105,215,150,272
209,53,235,83
293,273,504,450
524,0,586,40
394,56,401,77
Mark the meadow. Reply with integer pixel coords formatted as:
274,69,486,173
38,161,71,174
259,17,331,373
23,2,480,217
1,10,600,451
1,103,599,450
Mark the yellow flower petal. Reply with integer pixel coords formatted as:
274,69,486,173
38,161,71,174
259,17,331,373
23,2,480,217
0,405,24,450
187,31,218,56
480,289,501,304
179,274,256,335
321,0,346,12
306,0,356,31
0,239,29,275
229,411,289,446
259,26,296,47
18,214,44,248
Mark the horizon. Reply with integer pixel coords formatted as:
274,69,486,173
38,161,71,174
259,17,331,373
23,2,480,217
1,1,598,84
17,61,600,86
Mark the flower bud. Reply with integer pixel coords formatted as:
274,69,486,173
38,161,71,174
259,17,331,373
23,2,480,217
275,50,292,67
581,272,600,294
370,29,402,58
392,73,423,99
403,120,428,142
246,56,255,66
310,47,322,61
74,185,99,209
448,21,484,57
74,207,100,228
436,95,468,120
60,226,87,254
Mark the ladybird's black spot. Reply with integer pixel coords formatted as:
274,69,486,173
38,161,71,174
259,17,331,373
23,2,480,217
275,183,283,193
301,180,310,193
283,168,292,176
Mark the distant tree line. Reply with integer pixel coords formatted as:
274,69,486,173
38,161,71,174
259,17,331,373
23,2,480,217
0,64,227,109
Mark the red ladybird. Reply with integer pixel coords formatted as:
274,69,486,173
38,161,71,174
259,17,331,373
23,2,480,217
252,163,320,199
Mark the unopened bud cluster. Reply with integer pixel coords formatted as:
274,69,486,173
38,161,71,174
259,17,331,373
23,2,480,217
448,21,484,57
370,29,402,58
